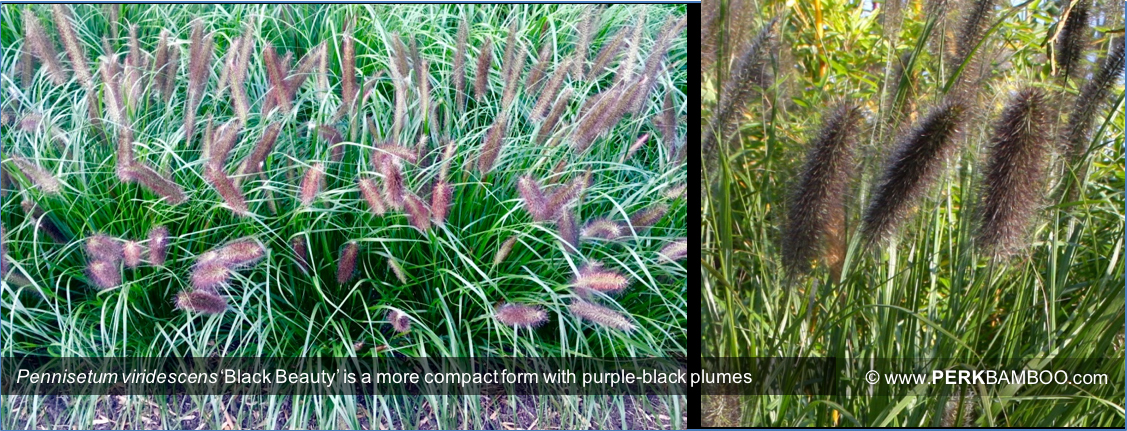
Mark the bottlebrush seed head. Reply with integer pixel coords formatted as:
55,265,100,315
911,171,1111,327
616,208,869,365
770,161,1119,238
558,210,580,254
337,241,359,285
358,177,387,216
976,88,1051,258
11,155,61,195
1,224,7,275
23,8,68,86
495,303,548,328
387,308,411,334
1055,0,1091,80
291,237,311,274
216,238,266,269
474,39,493,100
518,175,549,222
659,239,687,263
191,262,230,293
86,234,124,263
403,193,433,232
123,240,143,269
431,181,453,226
388,258,408,284
781,103,863,276
569,300,635,332
477,114,509,174
380,160,405,210
205,168,249,216
862,101,965,245
494,236,518,266
52,5,91,87
629,204,669,230
129,163,188,205
176,290,228,315
299,162,325,206
573,263,629,294
148,226,170,266
87,259,121,290
581,218,624,240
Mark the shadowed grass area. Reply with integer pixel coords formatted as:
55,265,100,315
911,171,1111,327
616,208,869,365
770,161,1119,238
702,0,1123,427
1,4,686,429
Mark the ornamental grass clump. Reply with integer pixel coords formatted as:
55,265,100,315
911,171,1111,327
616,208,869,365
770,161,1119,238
1,10,687,420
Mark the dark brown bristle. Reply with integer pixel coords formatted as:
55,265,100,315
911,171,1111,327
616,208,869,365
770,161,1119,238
477,113,509,174
474,39,493,101
52,5,91,87
1055,0,1091,80
977,88,1051,258
291,237,311,274
23,9,68,86
782,104,863,275
205,168,249,216
454,20,468,113
862,101,965,246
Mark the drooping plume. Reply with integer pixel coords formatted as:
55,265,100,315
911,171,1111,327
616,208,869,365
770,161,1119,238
403,193,433,232
703,17,777,160
291,237,311,274
336,241,359,284
862,102,965,245
573,263,630,294
659,239,687,263
495,303,548,328
477,113,509,174
581,218,624,241
782,104,862,276
388,258,408,284
569,300,635,332
358,177,387,216
125,163,188,205
518,176,549,222
387,308,411,333
628,203,669,231
494,236,518,266
122,240,143,269
1064,37,1125,163
205,168,249,216
21,200,68,243
86,234,124,263
87,259,121,290
474,39,493,100
299,162,325,206
175,290,228,315
10,155,61,195
148,226,170,266
431,181,453,226
977,89,1051,258
558,210,579,253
